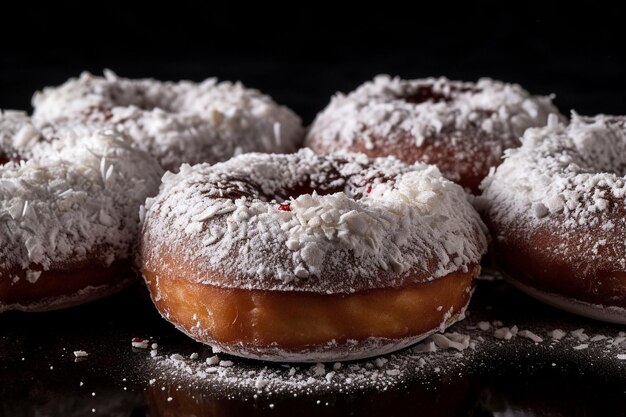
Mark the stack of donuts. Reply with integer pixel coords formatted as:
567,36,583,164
2,71,624,363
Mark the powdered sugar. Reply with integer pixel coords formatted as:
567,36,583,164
478,114,626,317
309,75,556,148
140,149,487,293
145,298,626,397
306,75,559,190
518,330,544,343
148,329,477,395
0,110,42,161
0,132,162,291
417,332,472,352
32,70,304,171
480,113,626,228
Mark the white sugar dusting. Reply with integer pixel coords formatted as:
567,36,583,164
140,149,487,293
518,330,543,343
306,75,559,186
145,311,626,397
32,71,304,171
0,110,42,160
548,329,567,340
309,75,557,148
132,339,150,349
480,113,626,237
149,331,476,394
479,114,626,315
0,132,162,303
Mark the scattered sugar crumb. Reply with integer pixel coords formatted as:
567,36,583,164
413,341,437,353
477,321,491,331
374,358,387,368
255,378,269,389
518,330,543,343
312,363,326,375
206,355,219,365
548,329,567,340
571,329,589,342
494,327,513,340
132,338,149,349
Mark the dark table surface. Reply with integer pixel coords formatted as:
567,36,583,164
1,273,625,417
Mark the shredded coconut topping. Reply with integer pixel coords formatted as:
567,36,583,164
140,149,487,293
0,132,163,274
32,70,304,171
478,114,626,312
309,75,558,148
306,75,559,188
0,110,42,161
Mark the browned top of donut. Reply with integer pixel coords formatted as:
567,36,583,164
305,76,560,192
307,76,558,150
140,149,487,294
0,134,162,289
31,71,304,171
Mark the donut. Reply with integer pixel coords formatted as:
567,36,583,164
0,131,163,312
306,75,561,193
139,149,487,361
478,114,626,324
0,110,42,164
32,70,304,171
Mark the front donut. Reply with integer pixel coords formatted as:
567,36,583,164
139,149,487,362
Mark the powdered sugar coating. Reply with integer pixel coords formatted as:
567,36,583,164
478,113,626,314
309,75,558,149
480,113,626,218
140,149,487,293
306,75,560,191
0,110,42,161
0,132,163,275
32,70,304,171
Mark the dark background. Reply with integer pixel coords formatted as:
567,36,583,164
1,3,625,123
